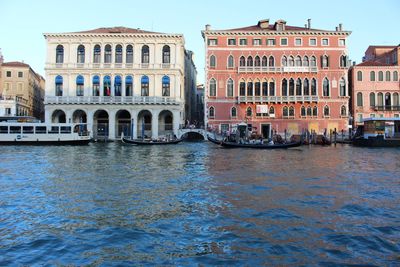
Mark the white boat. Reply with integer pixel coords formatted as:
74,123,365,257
353,117,400,147
0,121,91,145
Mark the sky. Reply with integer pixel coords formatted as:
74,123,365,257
1,0,399,84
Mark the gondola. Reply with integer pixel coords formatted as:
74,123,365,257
121,137,183,145
207,134,222,145
220,140,302,149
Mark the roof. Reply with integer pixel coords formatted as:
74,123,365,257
67,26,159,34
221,24,325,32
2,61,30,68
356,61,391,67
368,45,399,49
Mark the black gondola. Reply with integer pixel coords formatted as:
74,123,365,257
207,134,222,145
122,137,183,145
220,140,302,149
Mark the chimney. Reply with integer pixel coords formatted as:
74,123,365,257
205,24,211,31
336,26,339,31
307,19,311,29
339,23,343,31
258,19,270,29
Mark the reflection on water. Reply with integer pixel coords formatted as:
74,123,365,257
0,143,399,265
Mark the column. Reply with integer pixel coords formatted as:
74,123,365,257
66,109,73,123
108,109,116,140
87,109,94,139
173,110,180,137
151,109,160,139
44,107,51,123
131,110,138,139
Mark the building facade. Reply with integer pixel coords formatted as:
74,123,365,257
350,45,400,126
0,58,45,119
44,27,189,140
202,19,351,138
184,50,197,124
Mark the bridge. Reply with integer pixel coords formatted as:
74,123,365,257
177,128,207,140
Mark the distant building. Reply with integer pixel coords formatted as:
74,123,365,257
0,55,45,120
202,19,351,138
43,27,193,140
195,84,204,126
184,50,197,124
350,45,400,126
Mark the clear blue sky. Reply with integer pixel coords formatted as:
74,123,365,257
1,0,399,84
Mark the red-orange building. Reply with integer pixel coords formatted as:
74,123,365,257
202,19,351,138
350,45,400,126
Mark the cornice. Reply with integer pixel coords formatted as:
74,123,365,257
43,33,184,39
202,30,352,37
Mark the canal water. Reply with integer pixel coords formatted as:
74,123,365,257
0,142,399,266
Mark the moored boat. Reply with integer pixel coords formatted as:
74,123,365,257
352,118,400,147
121,136,183,145
207,134,222,145
220,140,302,149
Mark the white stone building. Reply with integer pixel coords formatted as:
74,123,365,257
43,27,188,140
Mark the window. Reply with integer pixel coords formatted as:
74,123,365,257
115,45,123,63
340,55,347,68
126,45,133,64
282,79,288,96
289,78,295,96
307,106,312,116
378,71,383,81
301,106,306,117
303,56,309,67
357,71,363,81
303,78,309,95
255,81,261,96
125,75,133,96
253,39,261,46
267,39,276,46
324,105,330,116
262,81,268,96
323,78,330,96
141,76,149,96
142,45,150,64
239,56,245,67
357,114,363,123
93,45,101,63
92,75,100,96
282,56,288,67
289,106,294,117
341,106,347,116
339,78,346,97
18,71,23,78
17,83,23,91
104,45,112,63
311,78,317,95
227,55,234,68
295,38,302,46
393,93,399,107
56,45,64,63
310,56,316,67
55,75,63,96
209,107,215,118
313,106,318,117
162,76,170,96
269,56,275,67
114,76,122,96
254,56,261,67
77,45,85,63
231,107,237,117
295,56,302,66
377,92,383,106
247,56,253,67
228,39,236,45
357,92,363,107
104,76,111,96
394,71,398,81
288,56,294,67
309,38,317,46
239,39,247,45
321,55,329,68
386,71,391,81
227,78,233,97
262,56,268,67
76,75,84,96
247,81,253,96
209,78,216,97
162,45,170,64
208,39,217,46
269,106,275,116
283,106,288,117
246,107,252,117
239,81,246,96
339,39,346,46
280,38,288,46
369,92,375,107
296,78,302,96
6,71,11,77
269,80,275,96
370,71,376,81
322,38,329,46
210,55,216,68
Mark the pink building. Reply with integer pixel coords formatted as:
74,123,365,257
202,19,351,138
350,45,400,126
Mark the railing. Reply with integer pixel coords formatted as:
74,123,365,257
45,96,182,105
237,95,319,103
46,63,180,70
372,105,400,111
237,66,318,73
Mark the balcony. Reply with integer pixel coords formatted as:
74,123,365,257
45,96,182,105
237,95,319,104
372,105,400,111
237,66,318,73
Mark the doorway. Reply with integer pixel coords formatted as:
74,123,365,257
261,124,271,139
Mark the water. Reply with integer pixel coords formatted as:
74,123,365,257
0,142,399,266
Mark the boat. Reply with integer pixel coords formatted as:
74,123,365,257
207,134,222,145
220,140,302,149
121,136,183,145
0,121,91,145
352,117,400,147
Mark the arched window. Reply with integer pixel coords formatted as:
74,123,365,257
394,71,399,81
311,78,317,96
227,55,234,68
254,81,261,96
141,76,149,96
162,76,170,96
303,78,309,95
209,78,216,97
125,75,133,96
288,56,294,66
370,71,376,81
247,56,253,67
393,93,399,107
340,55,347,67
246,107,252,117
247,81,253,96
289,78,295,96
340,78,346,97
55,75,63,96
56,45,64,63
115,44,123,63
301,106,306,116
210,55,216,68
377,92,383,106
104,45,112,63
289,106,295,117
283,106,288,117
77,45,85,63
262,80,268,96
312,106,318,117
114,76,122,96
126,45,133,64
269,56,275,67
369,92,375,107
310,56,316,67
378,71,383,81
281,79,288,96
385,93,391,107
162,45,170,64
269,80,275,96
357,92,363,107
357,71,363,81
307,106,312,116
209,106,215,118
93,45,101,63
76,75,84,96
231,107,237,118
303,56,309,67
323,78,330,96
386,71,391,81
341,105,347,116
269,106,275,115
92,75,100,96
324,105,330,116
296,78,302,96
321,55,329,68
262,56,268,67
254,56,260,67
103,76,111,96
227,78,234,97
239,81,246,96
295,56,302,66
239,56,246,67
282,56,287,66
141,45,150,64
